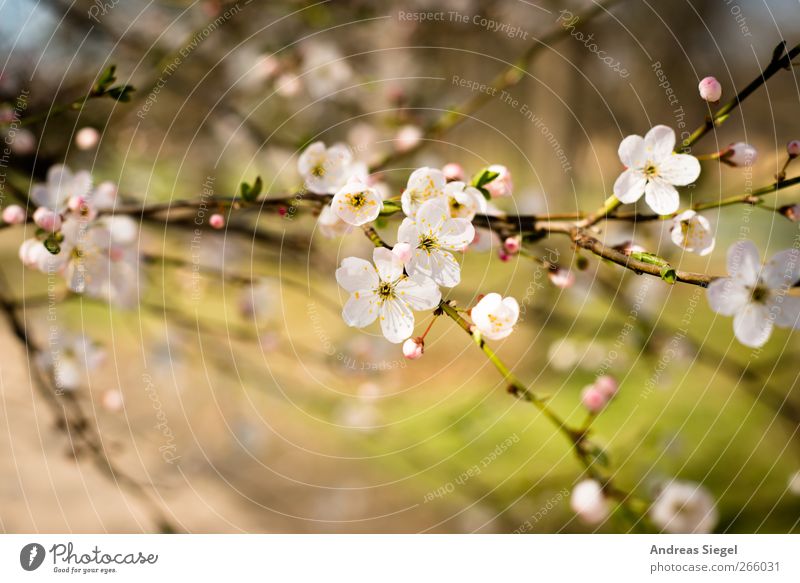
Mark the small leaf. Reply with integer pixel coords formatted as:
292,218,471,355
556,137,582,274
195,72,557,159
660,266,677,284
630,251,668,267
379,200,401,216
43,237,61,255
106,85,136,102
471,168,500,189
240,176,263,202
93,65,117,94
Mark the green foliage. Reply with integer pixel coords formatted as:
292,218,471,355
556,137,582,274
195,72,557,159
240,176,263,202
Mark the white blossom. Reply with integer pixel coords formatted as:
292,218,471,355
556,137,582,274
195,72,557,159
335,247,441,343
37,331,105,392
317,204,353,238
670,209,715,256
400,167,446,218
397,198,474,287
444,181,486,220
331,178,382,226
30,164,92,213
571,479,610,525
613,125,701,215
706,241,800,348
471,293,520,340
298,141,354,194
650,481,718,533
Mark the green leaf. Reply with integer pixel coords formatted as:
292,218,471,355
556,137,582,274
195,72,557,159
240,176,263,202
106,85,136,102
379,200,401,216
43,237,61,255
629,251,668,267
660,266,677,284
471,168,500,188
93,65,117,94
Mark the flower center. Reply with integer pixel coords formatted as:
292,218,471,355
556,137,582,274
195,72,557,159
418,234,439,253
347,192,367,209
643,162,659,178
311,164,326,178
376,281,395,301
751,284,770,303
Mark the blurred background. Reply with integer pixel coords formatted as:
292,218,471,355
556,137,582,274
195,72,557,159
0,0,799,533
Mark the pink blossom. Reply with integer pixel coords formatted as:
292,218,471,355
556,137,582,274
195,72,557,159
2,204,26,225
402,337,424,360
698,76,722,102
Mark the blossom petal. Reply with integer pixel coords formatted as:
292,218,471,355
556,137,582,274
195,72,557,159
336,257,378,292
644,125,676,161
772,296,800,329
342,292,380,328
428,249,461,287
761,248,800,290
373,247,403,282
659,153,701,186
613,169,646,203
726,240,760,286
733,302,773,348
395,275,441,311
415,197,450,234
438,217,475,251
380,299,414,343
706,278,750,316
396,217,417,245
644,178,680,215
618,135,645,168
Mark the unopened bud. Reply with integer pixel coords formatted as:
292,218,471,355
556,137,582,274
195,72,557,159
402,337,424,360
209,213,225,229
33,207,62,232
2,204,26,225
698,76,722,103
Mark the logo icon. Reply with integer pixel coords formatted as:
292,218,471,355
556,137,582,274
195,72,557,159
20,543,45,571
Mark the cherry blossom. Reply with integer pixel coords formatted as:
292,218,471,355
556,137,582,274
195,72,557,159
613,125,701,215
650,481,718,533
397,198,474,287
335,247,441,343
788,140,800,158
31,164,92,213
442,162,465,182
470,293,520,340
706,241,800,347
298,141,354,194
400,167,446,218
316,204,353,238
444,180,486,220
670,209,715,256
37,331,105,392
571,479,610,525
331,178,382,226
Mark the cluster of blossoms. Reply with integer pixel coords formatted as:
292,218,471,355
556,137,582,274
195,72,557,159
571,478,717,533
298,145,520,347
14,165,140,307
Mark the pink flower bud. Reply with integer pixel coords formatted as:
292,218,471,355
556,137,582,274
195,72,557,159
2,204,26,225
484,164,513,198
783,204,800,222
594,375,619,399
75,127,100,150
101,389,124,412
581,386,607,413
724,142,758,167
209,213,225,229
442,163,465,182
787,140,800,158
498,250,512,262
33,207,62,232
503,236,521,254
395,125,423,153
548,268,575,289
402,337,424,360
698,76,722,103
392,242,413,264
